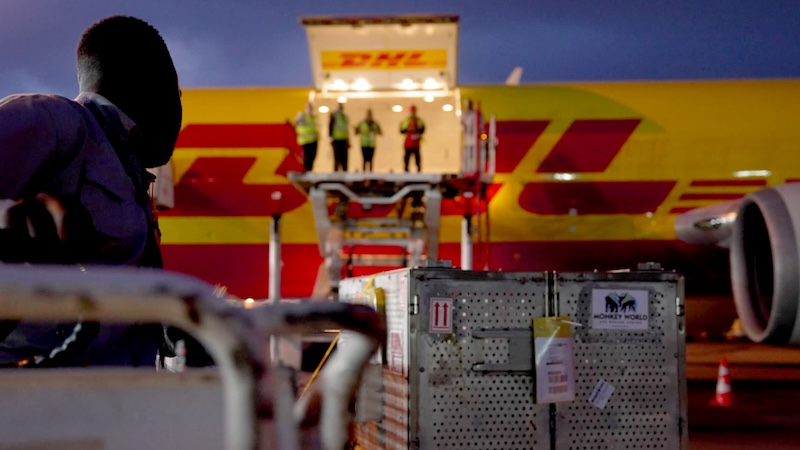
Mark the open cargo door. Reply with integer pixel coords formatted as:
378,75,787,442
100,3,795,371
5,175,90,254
302,16,462,173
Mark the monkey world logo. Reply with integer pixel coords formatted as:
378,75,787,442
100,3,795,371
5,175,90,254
604,293,637,313
592,289,649,331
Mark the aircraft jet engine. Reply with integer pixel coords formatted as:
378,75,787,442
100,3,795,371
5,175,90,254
677,183,800,345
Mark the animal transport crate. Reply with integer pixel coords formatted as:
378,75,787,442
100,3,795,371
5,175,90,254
338,267,688,449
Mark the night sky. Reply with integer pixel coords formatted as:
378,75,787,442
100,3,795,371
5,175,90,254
1,0,799,98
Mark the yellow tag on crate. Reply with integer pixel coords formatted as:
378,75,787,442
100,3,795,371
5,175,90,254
533,316,577,403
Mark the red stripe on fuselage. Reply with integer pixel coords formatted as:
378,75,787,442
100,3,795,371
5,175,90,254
518,181,675,215
536,119,641,173
176,123,299,150
161,243,322,299
679,193,745,201
471,241,730,291
494,121,550,173
162,240,729,300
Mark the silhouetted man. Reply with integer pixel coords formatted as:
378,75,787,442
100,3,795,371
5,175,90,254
0,15,184,366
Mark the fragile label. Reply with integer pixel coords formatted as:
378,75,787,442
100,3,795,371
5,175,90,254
429,298,453,333
591,289,649,330
589,379,615,409
389,331,404,374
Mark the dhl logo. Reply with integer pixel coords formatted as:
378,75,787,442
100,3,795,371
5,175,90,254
166,118,674,218
162,118,658,298
320,49,447,70
168,118,772,220
163,118,773,298
158,80,800,298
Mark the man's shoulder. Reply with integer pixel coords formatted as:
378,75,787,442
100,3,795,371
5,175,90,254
2,94,94,136
1,93,80,112
1,94,90,129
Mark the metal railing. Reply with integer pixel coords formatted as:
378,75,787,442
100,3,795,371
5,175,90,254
0,264,384,450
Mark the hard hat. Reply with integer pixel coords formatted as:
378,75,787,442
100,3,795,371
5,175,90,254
410,104,417,112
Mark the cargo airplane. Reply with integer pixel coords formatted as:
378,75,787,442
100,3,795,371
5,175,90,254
156,16,800,345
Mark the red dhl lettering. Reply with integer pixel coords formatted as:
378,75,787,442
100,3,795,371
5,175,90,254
339,51,424,68
404,53,427,67
370,52,409,67
321,49,447,70
340,52,372,67
170,119,674,219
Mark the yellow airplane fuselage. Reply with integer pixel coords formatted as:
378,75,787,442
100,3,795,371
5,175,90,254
161,79,800,299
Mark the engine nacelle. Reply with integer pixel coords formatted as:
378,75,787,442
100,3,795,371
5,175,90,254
675,199,739,247
730,184,800,344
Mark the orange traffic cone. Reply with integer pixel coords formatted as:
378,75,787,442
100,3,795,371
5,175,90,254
709,357,733,407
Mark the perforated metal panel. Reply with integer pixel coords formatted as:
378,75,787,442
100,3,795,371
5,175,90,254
342,268,688,450
414,272,551,449
555,272,688,450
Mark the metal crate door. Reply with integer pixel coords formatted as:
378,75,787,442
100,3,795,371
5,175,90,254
412,272,551,449
555,272,688,450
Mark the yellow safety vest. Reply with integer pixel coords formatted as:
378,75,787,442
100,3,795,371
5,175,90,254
331,111,349,141
295,113,317,145
357,120,380,147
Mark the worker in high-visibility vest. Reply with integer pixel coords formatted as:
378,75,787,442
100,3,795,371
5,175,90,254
354,108,382,172
294,102,318,172
400,104,425,172
329,102,350,172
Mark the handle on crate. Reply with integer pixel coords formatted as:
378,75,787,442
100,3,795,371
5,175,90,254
470,328,533,373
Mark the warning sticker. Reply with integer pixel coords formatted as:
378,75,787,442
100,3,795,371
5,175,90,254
591,289,649,330
429,298,453,333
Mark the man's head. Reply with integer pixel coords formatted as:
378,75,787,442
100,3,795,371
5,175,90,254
366,108,373,120
77,16,182,168
337,102,345,112
410,104,417,115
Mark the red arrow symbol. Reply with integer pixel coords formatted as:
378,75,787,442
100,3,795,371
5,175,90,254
442,302,449,327
434,303,440,326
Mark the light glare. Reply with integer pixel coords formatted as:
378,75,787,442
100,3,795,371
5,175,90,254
400,78,418,89
423,78,440,89
733,170,771,178
352,78,371,91
330,79,348,91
